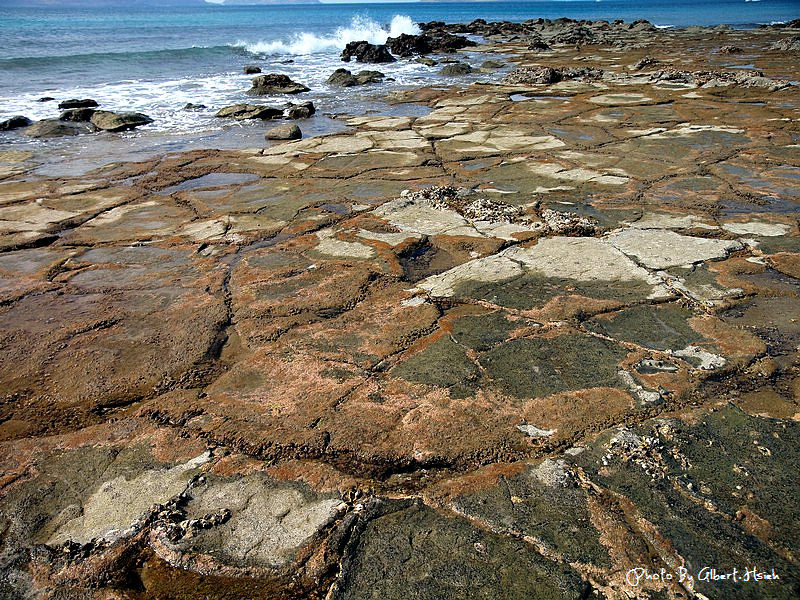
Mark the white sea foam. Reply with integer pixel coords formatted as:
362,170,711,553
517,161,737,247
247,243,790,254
234,14,421,56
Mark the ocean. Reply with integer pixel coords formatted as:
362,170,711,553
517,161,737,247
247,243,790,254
0,0,797,157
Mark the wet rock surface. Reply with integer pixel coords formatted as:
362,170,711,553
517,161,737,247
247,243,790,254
246,73,310,95
340,41,396,64
1,19,800,600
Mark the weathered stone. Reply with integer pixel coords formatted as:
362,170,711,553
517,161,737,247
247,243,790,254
266,123,302,140
57,98,99,109
340,41,396,63
59,107,96,122
283,101,316,119
439,62,473,76
22,119,94,138
215,103,283,120
90,110,153,131
246,73,310,95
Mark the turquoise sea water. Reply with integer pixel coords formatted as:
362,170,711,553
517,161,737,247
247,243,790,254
0,0,797,132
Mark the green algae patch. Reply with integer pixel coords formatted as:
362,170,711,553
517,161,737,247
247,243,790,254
0,444,168,546
480,334,629,399
391,338,478,389
572,407,800,599
339,502,590,600
452,460,611,567
450,311,518,352
453,274,656,310
587,304,705,351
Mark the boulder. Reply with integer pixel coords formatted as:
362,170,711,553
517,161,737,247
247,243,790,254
386,33,432,57
340,41,396,63
327,68,359,87
246,73,310,96
327,68,385,87
283,101,315,120
424,31,477,53
59,108,96,122
719,45,743,54
243,65,262,74
355,70,385,84
215,104,283,120
266,123,301,140
90,111,153,132
0,115,33,131
22,119,94,138
182,103,207,111
439,62,473,76
57,98,99,110
416,57,438,66
37,97,55,102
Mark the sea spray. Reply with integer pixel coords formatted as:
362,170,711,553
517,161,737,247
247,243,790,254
234,14,421,56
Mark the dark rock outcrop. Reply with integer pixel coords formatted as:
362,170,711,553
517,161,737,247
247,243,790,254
0,115,33,131
243,65,262,74
182,103,207,111
340,41,396,63
59,108,96,122
439,62,473,76
90,111,153,132
527,38,551,51
386,33,432,57
215,104,283,120
57,98,99,110
283,101,315,119
246,73,310,95
425,31,477,52
327,68,385,87
631,56,659,70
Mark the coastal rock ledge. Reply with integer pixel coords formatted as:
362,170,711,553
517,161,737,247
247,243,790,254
0,14,799,600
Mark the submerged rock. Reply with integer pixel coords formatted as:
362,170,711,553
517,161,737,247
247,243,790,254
243,64,262,74
90,110,153,131
246,73,310,95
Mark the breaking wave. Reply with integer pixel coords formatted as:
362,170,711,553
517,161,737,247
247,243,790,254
233,14,420,56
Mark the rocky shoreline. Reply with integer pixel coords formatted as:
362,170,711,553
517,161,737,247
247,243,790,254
1,17,800,600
